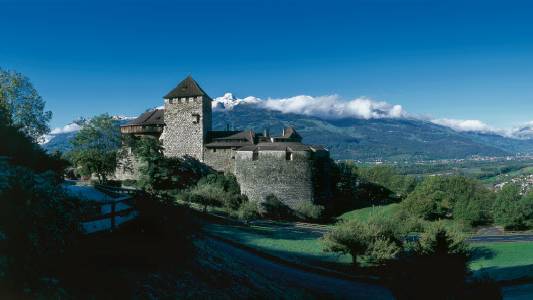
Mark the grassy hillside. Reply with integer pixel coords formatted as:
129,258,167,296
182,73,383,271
337,204,400,222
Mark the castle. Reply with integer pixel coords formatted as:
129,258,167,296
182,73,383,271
118,76,331,209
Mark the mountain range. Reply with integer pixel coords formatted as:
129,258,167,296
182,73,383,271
42,93,533,161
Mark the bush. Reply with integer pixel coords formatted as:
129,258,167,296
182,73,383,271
237,201,260,224
182,186,222,212
294,202,325,221
121,179,137,187
323,213,401,266
0,165,83,288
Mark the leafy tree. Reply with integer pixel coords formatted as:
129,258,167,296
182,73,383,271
0,121,68,176
69,114,121,183
181,173,245,213
493,184,533,230
400,175,492,225
323,213,401,266
124,136,210,195
183,190,220,212
0,68,52,141
357,165,418,198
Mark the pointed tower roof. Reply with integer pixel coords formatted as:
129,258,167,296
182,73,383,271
164,76,208,99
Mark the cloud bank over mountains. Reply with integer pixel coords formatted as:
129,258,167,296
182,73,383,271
212,93,532,139
213,93,407,120
43,92,532,145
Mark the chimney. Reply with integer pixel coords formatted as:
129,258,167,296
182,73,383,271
282,128,285,136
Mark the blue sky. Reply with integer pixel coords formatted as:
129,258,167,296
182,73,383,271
2,0,533,130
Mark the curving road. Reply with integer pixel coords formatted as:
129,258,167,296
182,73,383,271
468,234,533,243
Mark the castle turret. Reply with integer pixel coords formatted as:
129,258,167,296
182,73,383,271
162,76,212,161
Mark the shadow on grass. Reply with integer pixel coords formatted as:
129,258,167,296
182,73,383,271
470,246,496,261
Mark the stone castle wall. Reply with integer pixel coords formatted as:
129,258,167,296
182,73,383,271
234,150,314,209
163,96,211,161
114,146,144,181
203,148,236,173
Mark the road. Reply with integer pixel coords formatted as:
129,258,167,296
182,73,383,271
205,237,394,300
251,220,533,243
468,234,533,243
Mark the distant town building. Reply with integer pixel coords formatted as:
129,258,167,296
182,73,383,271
117,76,331,208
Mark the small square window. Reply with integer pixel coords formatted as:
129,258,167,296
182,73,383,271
192,113,200,124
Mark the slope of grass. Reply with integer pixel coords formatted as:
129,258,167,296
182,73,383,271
470,242,533,281
203,223,351,265
337,203,400,223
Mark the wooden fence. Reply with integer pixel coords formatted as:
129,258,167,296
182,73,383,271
81,185,140,234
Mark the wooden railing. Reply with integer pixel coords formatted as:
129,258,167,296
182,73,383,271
81,185,141,234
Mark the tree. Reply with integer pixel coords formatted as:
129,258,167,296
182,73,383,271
493,184,533,230
0,68,52,141
323,213,401,266
69,114,121,183
124,136,211,195
357,165,418,198
390,221,471,300
400,175,492,225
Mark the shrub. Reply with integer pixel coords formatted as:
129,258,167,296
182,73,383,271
294,202,325,221
323,213,401,266
237,201,260,224
182,186,222,212
0,165,83,288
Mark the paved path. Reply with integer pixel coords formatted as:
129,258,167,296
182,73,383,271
206,237,394,300
251,219,533,244
468,234,533,243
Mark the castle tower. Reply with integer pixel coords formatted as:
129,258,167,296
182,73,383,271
162,76,212,161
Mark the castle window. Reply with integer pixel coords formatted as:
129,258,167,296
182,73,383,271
212,148,216,153
286,152,293,161
192,113,200,124
252,151,259,161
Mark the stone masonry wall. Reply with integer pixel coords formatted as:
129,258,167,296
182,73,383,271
234,150,314,209
113,146,144,181
203,148,236,173
163,96,211,161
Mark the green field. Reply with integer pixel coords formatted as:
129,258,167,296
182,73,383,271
205,204,533,286
204,223,351,265
470,242,533,281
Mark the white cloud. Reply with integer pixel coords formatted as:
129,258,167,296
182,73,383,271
50,123,81,135
213,93,407,119
430,118,514,137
